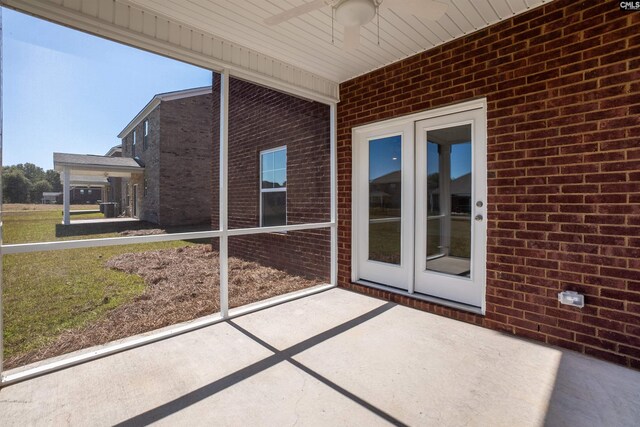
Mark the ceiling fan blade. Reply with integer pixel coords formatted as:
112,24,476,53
264,0,327,26
344,25,360,50
384,0,448,21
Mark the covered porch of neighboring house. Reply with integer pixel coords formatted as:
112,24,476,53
53,153,144,225
68,175,108,211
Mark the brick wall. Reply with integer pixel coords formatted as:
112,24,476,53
211,77,331,280
338,0,640,368
121,107,161,223
138,108,161,224
159,93,213,226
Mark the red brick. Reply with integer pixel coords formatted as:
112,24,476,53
337,0,640,370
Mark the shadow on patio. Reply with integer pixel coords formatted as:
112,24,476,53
1,289,639,426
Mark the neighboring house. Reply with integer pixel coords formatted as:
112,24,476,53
55,87,213,226
117,87,213,225
69,187,101,204
369,170,401,214
428,173,472,215
41,192,62,204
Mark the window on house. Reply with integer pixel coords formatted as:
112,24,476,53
80,189,85,194
260,146,287,227
87,189,92,195
143,120,149,151
132,130,136,157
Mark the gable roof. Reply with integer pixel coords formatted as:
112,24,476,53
371,170,400,185
54,152,142,169
117,86,212,139
105,145,122,157
53,153,144,179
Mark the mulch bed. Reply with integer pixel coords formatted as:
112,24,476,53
5,244,322,369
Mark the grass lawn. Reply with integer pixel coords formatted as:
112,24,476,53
427,216,471,259
2,204,321,368
2,204,191,361
3,208,104,244
369,221,401,264
368,216,471,264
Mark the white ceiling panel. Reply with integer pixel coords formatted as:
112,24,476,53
121,0,552,82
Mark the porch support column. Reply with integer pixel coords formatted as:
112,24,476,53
219,69,229,318
330,103,337,287
62,167,70,225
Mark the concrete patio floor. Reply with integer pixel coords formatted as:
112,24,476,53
1,288,639,426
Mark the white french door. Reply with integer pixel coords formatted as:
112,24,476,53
414,108,487,307
353,101,487,310
354,122,414,290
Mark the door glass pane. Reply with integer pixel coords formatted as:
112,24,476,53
426,125,472,277
369,135,401,265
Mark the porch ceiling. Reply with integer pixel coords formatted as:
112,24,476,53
68,175,110,187
127,0,551,83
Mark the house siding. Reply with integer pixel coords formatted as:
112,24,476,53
211,77,331,280
337,0,640,368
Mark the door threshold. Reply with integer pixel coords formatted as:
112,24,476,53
354,280,484,315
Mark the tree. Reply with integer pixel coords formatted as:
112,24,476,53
45,169,63,192
30,180,53,203
3,169,31,203
427,172,440,190
15,163,46,184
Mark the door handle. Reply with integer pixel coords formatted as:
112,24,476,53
475,214,483,221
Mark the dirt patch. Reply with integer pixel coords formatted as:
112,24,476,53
5,244,322,369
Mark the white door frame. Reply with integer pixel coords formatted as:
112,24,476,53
352,98,487,313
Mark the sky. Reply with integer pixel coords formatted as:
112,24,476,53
370,135,471,181
369,135,402,180
427,141,472,180
2,8,213,170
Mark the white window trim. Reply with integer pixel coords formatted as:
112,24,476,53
259,146,287,228
143,120,149,150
